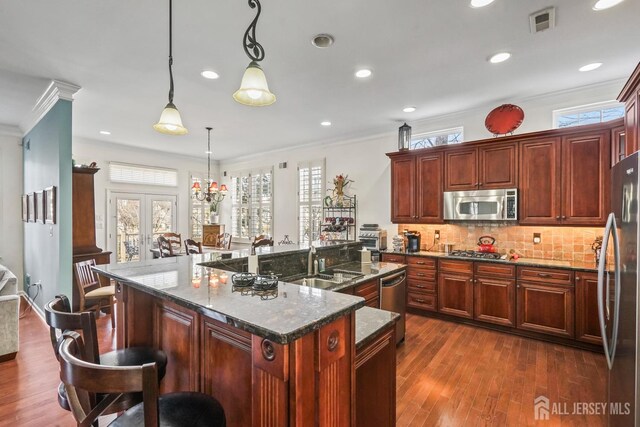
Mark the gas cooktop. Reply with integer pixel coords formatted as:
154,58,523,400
449,250,502,260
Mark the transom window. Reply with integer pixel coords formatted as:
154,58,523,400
230,168,273,240
410,127,464,149
109,162,178,187
553,101,624,128
298,160,325,244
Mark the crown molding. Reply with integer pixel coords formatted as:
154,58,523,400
20,79,81,136
0,124,22,138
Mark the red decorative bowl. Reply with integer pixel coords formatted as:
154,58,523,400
485,104,525,136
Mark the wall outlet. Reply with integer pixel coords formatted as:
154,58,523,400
533,233,542,244
434,230,441,240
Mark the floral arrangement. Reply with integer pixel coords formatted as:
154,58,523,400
332,174,353,197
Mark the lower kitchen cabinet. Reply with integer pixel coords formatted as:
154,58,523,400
438,260,473,319
517,281,575,338
575,272,602,345
355,279,380,308
474,276,516,327
356,326,396,427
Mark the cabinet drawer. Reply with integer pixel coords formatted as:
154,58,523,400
355,281,379,301
439,259,473,274
406,256,437,269
517,267,574,286
475,262,515,278
407,269,437,281
381,253,406,264
407,292,437,311
407,279,437,294
364,297,379,309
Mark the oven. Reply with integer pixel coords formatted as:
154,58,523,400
358,229,387,251
443,188,517,221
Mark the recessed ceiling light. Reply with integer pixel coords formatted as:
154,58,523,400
579,62,603,72
205,150,212,154
311,34,335,48
99,130,111,135
201,70,220,79
321,121,332,126
470,0,495,7
403,107,417,113
489,52,511,64
355,69,372,78
593,0,624,10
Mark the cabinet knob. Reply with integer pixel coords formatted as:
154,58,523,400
576,277,581,281
478,183,483,186
556,216,561,220
562,216,567,219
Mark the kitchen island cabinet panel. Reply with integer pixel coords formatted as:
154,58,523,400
355,279,380,308
519,138,562,225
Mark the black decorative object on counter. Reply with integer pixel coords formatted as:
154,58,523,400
231,273,278,300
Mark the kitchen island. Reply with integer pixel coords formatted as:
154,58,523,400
95,253,400,427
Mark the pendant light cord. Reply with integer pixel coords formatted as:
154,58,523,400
168,0,175,104
206,128,212,185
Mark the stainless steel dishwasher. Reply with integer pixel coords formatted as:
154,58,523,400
380,270,406,344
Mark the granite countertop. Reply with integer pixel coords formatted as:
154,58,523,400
202,240,361,262
93,255,365,345
383,250,599,272
282,261,407,293
355,307,400,351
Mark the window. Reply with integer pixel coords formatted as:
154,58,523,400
410,127,464,149
190,174,206,240
553,101,624,128
109,162,178,187
230,168,273,240
298,160,325,244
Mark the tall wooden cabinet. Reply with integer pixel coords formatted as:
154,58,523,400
390,152,443,223
619,62,640,157
72,167,111,310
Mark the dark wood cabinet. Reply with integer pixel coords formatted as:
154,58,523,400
355,279,380,308
355,327,396,427
473,263,516,327
416,153,444,222
561,131,610,225
406,256,438,313
519,138,562,225
444,148,477,191
390,155,416,223
612,126,626,167
153,300,200,393
575,272,603,345
618,61,640,157
438,260,473,318
444,143,517,191
381,253,405,264
516,266,575,338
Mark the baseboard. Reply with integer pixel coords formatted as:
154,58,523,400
18,290,46,323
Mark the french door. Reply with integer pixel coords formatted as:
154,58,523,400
109,192,177,266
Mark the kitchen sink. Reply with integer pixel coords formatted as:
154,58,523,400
290,277,337,289
290,271,364,290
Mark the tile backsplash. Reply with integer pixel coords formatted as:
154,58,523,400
397,223,604,263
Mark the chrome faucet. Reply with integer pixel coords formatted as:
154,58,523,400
308,245,316,276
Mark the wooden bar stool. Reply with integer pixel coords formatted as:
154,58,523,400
58,331,226,427
45,296,168,413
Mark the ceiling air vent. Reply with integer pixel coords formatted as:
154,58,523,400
529,7,556,33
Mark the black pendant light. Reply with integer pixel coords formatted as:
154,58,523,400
154,0,188,135
233,0,276,106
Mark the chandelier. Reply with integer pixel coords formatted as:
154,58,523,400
192,127,227,203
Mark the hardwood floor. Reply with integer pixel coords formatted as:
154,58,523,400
396,315,606,426
0,299,605,426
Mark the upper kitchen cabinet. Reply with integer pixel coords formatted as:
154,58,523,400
390,152,444,224
444,143,517,191
520,128,610,226
618,61,640,157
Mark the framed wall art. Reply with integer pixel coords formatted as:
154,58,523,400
34,191,44,223
22,194,28,222
27,193,35,222
44,186,57,224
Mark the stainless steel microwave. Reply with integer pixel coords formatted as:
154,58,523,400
443,188,517,221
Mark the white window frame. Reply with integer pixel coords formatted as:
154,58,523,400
552,100,625,129
189,172,208,241
108,162,178,187
229,167,274,243
297,159,326,245
410,126,464,149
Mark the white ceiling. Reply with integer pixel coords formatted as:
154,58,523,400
0,0,639,160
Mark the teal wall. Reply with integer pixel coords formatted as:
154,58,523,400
23,100,73,310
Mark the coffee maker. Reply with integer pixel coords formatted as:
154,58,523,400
405,231,421,253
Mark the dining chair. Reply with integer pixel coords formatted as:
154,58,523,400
217,233,232,250
184,239,203,254
252,236,274,249
58,331,226,427
162,232,182,253
45,296,168,413
73,259,115,328
157,236,175,258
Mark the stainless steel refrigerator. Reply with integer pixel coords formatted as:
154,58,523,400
600,152,640,426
